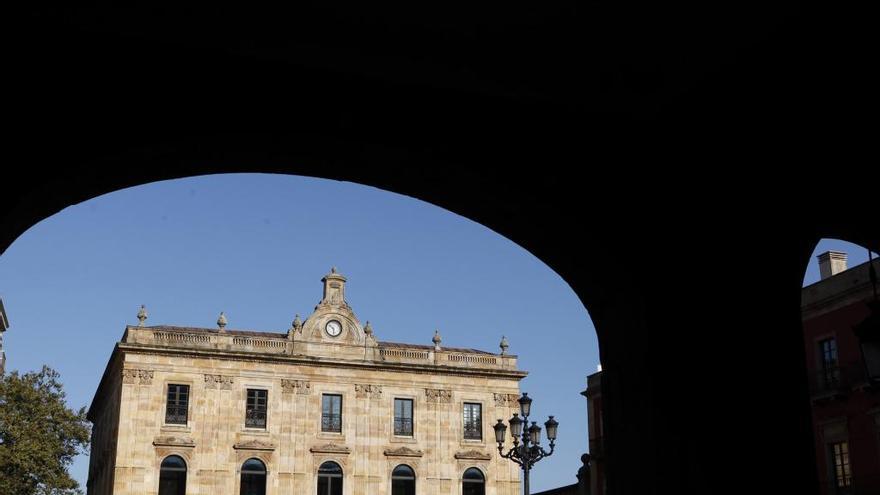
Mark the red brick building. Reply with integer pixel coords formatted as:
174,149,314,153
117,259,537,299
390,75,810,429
802,252,880,495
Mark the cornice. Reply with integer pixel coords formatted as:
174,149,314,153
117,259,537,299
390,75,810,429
384,446,424,458
310,443,351,455
116,343,529,380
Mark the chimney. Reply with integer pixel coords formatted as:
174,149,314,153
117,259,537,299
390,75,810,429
818,251,848,280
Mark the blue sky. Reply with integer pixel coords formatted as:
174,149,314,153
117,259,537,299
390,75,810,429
802,239,877,286
0,174,598,491
0,173,874,491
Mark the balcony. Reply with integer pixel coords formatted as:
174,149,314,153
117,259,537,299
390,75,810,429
394,417,413,436
322,413,342,433
463,421,482,440
245,408,267,429
164,405,188,425
809,363,869,402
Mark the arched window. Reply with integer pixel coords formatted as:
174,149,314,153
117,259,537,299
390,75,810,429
317,461,343,495
462,467,485,495
240,458,267,495
391,464,416,495
158,455,186,495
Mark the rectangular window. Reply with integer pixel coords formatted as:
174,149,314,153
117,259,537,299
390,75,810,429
819,338,840,387
246,389,268,429
463,402,482,440
829,441,851,488
394,398,414,436
322,394,343,433
165,384,189,425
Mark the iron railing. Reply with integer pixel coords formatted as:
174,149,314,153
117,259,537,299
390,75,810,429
322,413,342,433
245,408,267,428
464,420,482,440
394,417,413,436
809,363,868,397
165,405,188,425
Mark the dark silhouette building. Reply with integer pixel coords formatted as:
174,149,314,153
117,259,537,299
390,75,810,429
802,252,880,495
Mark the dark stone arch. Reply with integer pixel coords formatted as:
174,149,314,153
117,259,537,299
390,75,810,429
5,6,879,495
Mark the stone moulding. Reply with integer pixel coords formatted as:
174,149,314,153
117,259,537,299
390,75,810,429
310,443,351,455
425,388,453,404
122,368,154,385
383,446,424,458
233,440,276,451
153,436,195,448
493,393,520,407
454,450,492,461
281,379,311,394
355,384,383,399
204,374,234,389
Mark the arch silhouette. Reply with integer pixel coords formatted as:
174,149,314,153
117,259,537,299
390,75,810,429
5,8,879,494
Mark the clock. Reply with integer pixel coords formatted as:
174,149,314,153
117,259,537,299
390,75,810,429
325,320,342,337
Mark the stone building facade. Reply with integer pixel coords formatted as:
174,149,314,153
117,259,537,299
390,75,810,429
86,269,526,495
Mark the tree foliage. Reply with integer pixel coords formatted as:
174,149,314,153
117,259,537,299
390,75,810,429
0,366,91,495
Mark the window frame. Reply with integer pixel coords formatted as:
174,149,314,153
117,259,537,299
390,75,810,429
394,398,415,437
245,388,269,430
462,402,483,441
317,460,344,495
321,393,344,434
391,464,416,495
828,441,852,489
239,457,267,495
164,383,190,426
158,455,188,495
461,467,486,495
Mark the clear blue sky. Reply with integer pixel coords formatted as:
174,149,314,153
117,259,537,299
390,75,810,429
0,174,599,491
802,239,877,286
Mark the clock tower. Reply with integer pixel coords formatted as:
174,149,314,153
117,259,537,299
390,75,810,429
291,268,377,359
321,267,347,306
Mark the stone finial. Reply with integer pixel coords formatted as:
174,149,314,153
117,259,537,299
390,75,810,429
137,305,148,326
292,314,302,330
432,329,442,351
364,321,373,335
331,266,337,274
499,335,509,355
217,312,227,332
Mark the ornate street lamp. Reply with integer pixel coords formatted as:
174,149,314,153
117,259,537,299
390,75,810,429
493,392,558,495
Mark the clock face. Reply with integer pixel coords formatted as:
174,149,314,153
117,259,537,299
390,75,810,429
325,320,342,337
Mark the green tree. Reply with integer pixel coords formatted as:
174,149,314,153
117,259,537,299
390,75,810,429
0,366,90,495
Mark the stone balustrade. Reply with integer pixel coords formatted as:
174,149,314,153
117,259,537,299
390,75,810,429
123,326,518,370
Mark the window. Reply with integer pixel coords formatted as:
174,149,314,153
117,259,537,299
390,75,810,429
819,338,840,388
462,467,485,495
829,441,851,489
246,389,267,429
322,394,342,433
391,464,416,495
158,455,186,495
463,402,482,440
394,398,414,436
165,384,189,425
240,458,266,495
317,461,343,495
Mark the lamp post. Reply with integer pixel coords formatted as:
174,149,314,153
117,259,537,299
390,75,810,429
493,393,558,495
